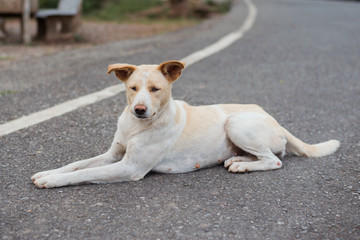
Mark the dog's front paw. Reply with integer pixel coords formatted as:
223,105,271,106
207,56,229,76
33,174,66,189
31,170,54,182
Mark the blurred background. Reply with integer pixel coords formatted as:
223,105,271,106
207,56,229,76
0,0,230,65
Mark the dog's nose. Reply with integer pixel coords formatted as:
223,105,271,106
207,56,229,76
134,104,147,116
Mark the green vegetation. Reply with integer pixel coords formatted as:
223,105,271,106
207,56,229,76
85,0,163,22
0,56,12,61
0,90,16,96
206,0,231,14
39,0,164,22
39,0,58,8
39,0,230,23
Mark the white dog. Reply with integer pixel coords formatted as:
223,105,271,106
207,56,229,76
32,60,340,188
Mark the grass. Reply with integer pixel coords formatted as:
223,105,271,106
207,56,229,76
38,0,58,8
90,0,163,22
0,90,16,96
82,0,167,23
208,1,232,14
0,56,12,61
40,0,230,23
40,0,165,23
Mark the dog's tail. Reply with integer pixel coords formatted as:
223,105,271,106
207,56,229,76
282,127,340,158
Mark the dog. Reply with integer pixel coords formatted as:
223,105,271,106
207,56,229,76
31,60,340,188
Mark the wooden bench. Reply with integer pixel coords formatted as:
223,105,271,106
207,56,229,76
0,0,38,43
36,0,82,41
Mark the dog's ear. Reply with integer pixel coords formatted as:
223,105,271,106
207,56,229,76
158,61,186,82
108,64,137,82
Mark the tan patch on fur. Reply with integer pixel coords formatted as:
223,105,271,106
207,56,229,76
175,104,181,124
182,103,223,136
219,104,265,115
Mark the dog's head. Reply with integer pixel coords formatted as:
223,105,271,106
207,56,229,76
108,60,185,120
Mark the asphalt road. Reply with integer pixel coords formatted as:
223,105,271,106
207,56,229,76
1,0,359,239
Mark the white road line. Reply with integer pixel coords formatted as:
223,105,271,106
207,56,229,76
0,85,125,137
0,0,257,137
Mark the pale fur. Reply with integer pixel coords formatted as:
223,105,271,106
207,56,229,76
31,61,340,188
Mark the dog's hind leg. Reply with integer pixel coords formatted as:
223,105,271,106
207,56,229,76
224,155,257,168
224,112,286,173
226,150,282,173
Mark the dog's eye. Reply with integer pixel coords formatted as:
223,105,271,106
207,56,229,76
150,87,160,92
130,86,137,91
